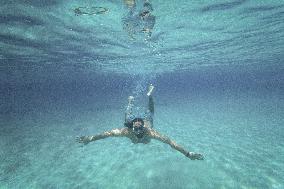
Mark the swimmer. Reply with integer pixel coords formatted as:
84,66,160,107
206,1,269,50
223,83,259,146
76,84,204,160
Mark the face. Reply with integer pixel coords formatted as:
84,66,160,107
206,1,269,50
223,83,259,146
132,120,144,134
133,121,143,129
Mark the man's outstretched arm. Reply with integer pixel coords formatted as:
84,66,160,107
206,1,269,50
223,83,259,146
76,128,128,145
149,130,204,160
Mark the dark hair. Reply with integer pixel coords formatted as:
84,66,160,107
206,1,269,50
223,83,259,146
132,118,144,125
124,117,144,128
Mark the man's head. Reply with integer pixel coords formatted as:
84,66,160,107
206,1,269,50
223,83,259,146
132,118,145,135
132,118,144,128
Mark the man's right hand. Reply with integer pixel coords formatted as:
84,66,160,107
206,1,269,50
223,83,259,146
76,136,91,145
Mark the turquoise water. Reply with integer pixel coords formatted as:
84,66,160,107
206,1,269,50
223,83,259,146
1,0,284,188
1,70,284,188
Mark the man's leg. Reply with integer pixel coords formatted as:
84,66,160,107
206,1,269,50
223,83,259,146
125,96,134,123
147,84,154,126
148,95,154,115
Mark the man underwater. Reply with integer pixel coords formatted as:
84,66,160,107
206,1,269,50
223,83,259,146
77,84,204,160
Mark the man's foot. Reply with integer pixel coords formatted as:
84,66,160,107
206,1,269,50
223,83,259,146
128,96,134,103
147,84,154,96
